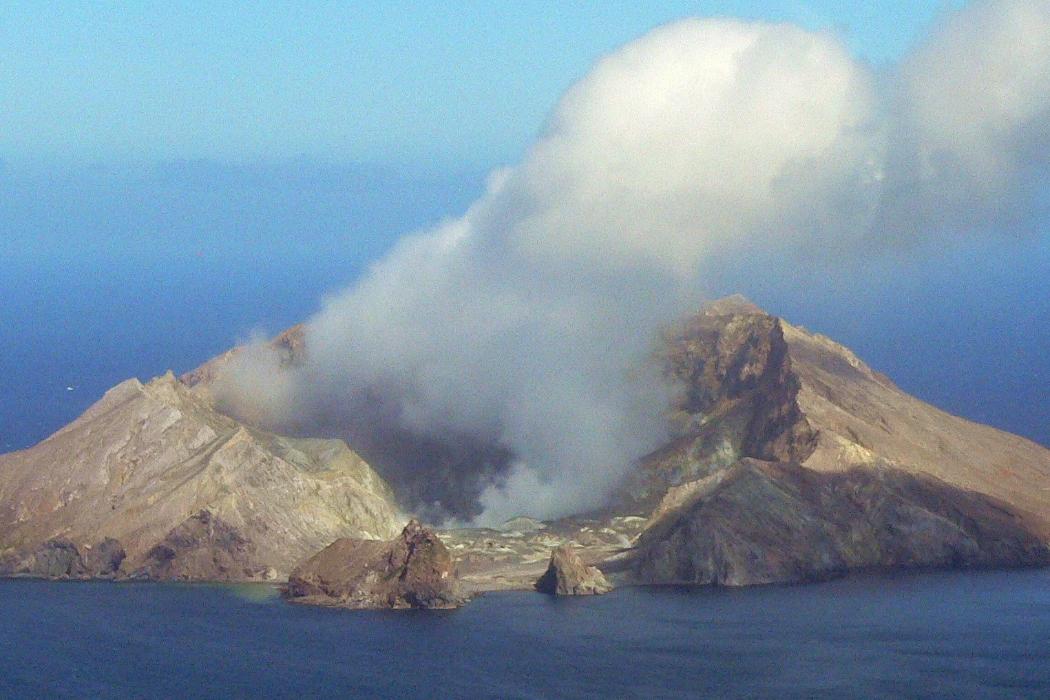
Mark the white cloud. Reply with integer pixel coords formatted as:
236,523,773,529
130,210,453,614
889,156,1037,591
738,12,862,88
882,0,1050,233
214,2,1050,523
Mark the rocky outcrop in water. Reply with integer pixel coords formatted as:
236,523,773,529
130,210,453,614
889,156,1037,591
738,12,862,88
285,520,465,609
535,546,612,595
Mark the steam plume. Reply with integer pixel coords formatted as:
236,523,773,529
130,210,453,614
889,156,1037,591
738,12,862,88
215,2,1050,523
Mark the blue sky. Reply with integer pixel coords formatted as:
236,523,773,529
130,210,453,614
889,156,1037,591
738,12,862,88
1,1,960,169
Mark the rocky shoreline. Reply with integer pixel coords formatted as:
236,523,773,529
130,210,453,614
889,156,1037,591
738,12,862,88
5,492,1047,613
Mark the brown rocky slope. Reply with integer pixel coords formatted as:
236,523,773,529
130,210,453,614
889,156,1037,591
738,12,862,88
621,297,1050,530
616,458,1048,586
3,296,1049,594
600,296,1050,586
0,372,404,580
435,297,1050,589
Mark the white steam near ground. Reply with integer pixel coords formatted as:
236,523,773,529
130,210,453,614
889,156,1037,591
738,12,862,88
216,1,1050,524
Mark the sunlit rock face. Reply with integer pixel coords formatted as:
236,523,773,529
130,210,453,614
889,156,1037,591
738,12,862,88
627,298,1050,532
0,372,403,581
625,458,1049,587
6,294,1050,591
604,298,1050,586
783,317,1050,540
535,545,613,596
284,520,465,610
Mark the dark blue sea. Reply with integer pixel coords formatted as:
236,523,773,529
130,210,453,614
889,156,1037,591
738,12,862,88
2,569,1050,699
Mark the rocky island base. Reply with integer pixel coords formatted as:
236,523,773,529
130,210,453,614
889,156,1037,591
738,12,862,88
3,298,1050,610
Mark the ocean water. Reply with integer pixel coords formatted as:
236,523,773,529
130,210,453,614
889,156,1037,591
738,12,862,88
2,569,1050,699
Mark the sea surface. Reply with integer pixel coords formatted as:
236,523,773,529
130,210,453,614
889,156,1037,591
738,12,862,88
2,568,1050,699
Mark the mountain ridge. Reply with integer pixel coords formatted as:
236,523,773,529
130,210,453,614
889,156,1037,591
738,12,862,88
2,296,1048,592
0,371,403,579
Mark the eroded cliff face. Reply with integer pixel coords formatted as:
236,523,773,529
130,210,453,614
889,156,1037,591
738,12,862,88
0,372,404,580
0,537,125,579
5,295,1049,592
622,458,1048,587
284,520,465,609
611,298,1050,586
661,297,816,461
621,296,817,509
133,510,266,582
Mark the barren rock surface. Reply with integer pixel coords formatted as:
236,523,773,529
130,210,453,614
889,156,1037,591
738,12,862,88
629,299,1050,535
285,520,465,609
620,458,1049,586
439,515,646,593
133,510,265,581
0,537,126,579
0,372,403,580
535,545,613,595
4,295,1050,592
783,320,1050,538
